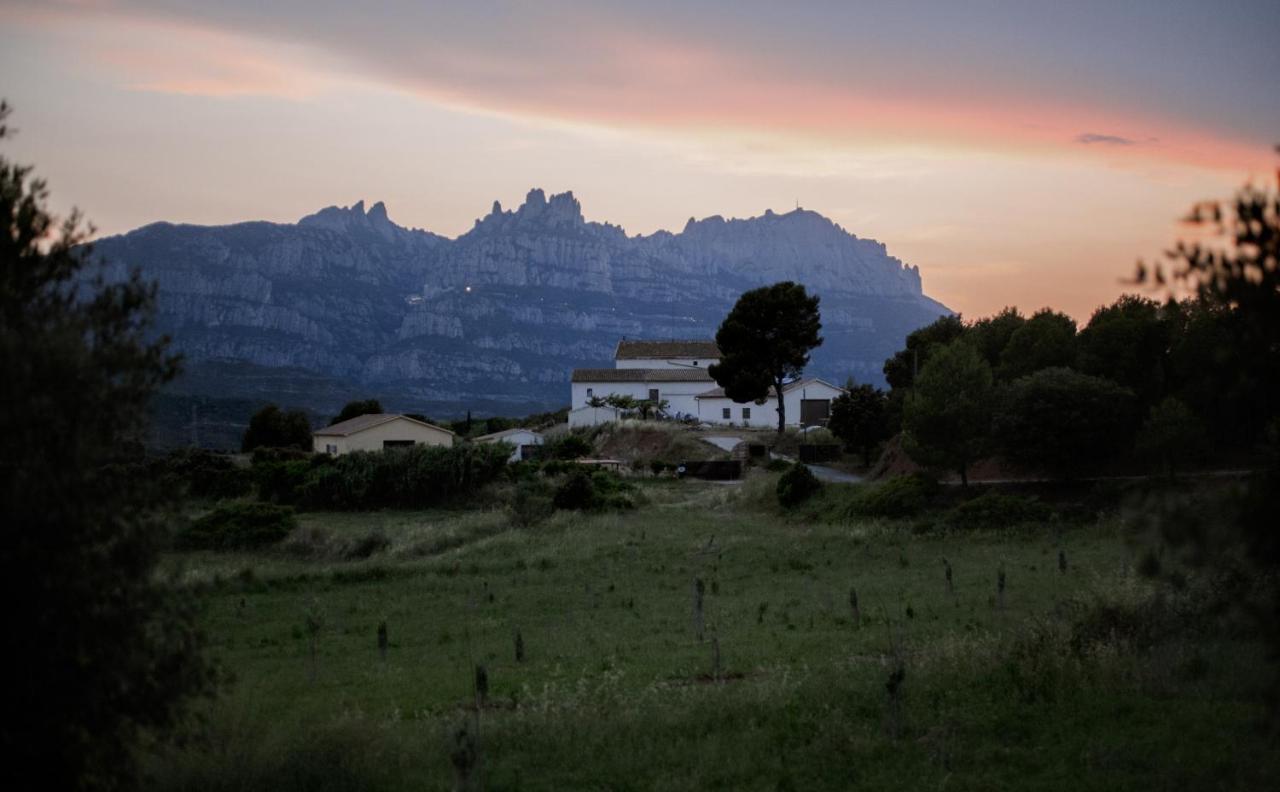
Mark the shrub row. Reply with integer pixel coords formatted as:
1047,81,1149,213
175,502,297,551
299,444,512,510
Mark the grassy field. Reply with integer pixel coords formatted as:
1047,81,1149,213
148,475,1276,790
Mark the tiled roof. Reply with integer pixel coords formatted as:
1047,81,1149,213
571,367,715,383
313,413,455,437
695,378,847,400
614,339,721,360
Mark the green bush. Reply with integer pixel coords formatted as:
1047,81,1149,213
942,490,1052,530
553,471,596,510
510,480,556,527
590,470,637,510
543,433,593,460
176,502,297,551
159,448,252,500
846,473,939,518
777,463,821,507
253,458,314,505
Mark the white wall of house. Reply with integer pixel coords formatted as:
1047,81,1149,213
696,396,775,427
782,380,845,426
314,417,454,455
615,357,718,370
571,380,711,417
568,405,621,428
694,380,846,428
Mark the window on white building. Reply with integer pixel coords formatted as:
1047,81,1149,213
742,407,751,420
722,407,730,419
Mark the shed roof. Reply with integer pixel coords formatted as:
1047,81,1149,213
571,367,714,383
614,339,720,360
313,413,456,437
474,427,544,443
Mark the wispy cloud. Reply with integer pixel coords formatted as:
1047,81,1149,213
1075,132,1144,146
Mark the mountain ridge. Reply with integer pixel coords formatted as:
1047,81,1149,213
90,190,950,446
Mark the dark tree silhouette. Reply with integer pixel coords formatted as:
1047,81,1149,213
969,307,1026,370
828,379,889,466
993,367,1136,479
995,308,1077,381
882,313,965,390
1077,295,1171,407
242,403,313,451
709,281,822,433
0,102,214,790
329,398,384,426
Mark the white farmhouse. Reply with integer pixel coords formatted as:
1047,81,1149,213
474,427,545,463
570,340,845,428
313,413,455,455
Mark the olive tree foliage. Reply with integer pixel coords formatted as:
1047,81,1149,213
992,367,1136,479
827,379,889,466
709,281,823,433
0,102,214,790
902,340,993,486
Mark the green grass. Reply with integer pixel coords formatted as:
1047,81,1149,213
147,476,1277,790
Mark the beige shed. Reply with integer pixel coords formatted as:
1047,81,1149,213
313,413,455,455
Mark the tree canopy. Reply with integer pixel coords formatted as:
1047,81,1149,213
902,340,993,486
882,314,965,390
329,398,384,426
1077,295,1170,406
996,308,1077,381
0,101,213,789
993,367,1136,478
827,380,888,467
708,281,822,432
242,404,313,451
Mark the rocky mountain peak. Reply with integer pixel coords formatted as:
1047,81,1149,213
469,188,586,236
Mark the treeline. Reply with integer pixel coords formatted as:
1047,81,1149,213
829,294,1277,484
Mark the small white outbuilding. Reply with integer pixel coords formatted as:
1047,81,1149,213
474,427,545,463
313,413,455,455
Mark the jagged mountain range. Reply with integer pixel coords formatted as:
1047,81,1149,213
91,189,949,445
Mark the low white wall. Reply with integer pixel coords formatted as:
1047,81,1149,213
568,406,621,428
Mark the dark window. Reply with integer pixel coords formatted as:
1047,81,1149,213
649,388,659,402
383,440,415,449
742,407,751,420
722,407,730,419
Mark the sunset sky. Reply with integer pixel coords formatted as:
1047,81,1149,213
2,0,1277,321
